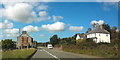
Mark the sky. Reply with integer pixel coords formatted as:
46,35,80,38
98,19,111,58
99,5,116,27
0,1,118,42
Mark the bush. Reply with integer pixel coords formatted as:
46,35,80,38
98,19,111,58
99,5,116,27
2,39,16,51
62,38,119,58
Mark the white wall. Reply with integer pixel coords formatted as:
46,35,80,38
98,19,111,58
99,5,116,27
76,35,80,40
87,33,110,43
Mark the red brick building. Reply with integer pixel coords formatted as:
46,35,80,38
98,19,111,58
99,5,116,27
17,31,36,49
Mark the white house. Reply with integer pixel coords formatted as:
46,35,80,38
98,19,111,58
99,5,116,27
87,24,110,43
76,33,86,40
76,34,81,40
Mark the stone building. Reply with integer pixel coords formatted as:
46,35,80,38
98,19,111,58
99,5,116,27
17,31,36,49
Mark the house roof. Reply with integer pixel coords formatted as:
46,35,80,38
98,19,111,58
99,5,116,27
88,26,110,34
17,31,32,38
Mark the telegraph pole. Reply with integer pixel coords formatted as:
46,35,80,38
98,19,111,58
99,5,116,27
19,28,20,35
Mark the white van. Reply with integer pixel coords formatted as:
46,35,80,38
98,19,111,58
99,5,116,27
47,44,53,49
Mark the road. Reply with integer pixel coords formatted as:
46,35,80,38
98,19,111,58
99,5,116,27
30,47,102,60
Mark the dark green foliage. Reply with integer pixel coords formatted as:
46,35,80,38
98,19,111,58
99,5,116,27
2,39,16,50
37,42,50,47
76,38,97,50
62,39,119,58
102,24,111,33
111,26,118,39
118,31,120,39
49,34,76,46
59,36,76,45
102,24,119,40
86,28,92,33
50,35,59,46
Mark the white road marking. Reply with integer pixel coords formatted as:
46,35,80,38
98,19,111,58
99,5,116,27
39,50,43,51
43,49,60,60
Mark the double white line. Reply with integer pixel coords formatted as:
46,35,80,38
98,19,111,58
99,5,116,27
43,49,60,60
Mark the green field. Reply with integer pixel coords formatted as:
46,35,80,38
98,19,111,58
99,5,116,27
2,48,36,60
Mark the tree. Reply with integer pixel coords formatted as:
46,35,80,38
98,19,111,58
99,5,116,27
0,41,2,49
86,28,92,33
102,24,111,33
50,35,59,46
2,39,16,50
112,26,117,31
111,26,118,39
59,35,76,45
118,30,120,39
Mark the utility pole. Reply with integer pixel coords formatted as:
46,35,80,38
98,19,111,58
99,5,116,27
19,28,20,35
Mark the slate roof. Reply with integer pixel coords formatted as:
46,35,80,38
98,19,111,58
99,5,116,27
88,26,110,34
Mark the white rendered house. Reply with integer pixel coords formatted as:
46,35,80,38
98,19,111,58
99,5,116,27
87,25,110,43
76,33,86,40
76,34,81,40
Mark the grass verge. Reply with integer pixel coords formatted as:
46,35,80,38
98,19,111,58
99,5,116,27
62,45,118,58
2,48,37,60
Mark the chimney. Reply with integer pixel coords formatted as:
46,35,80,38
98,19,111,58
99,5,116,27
22,31,27,34
94,23,99,28
100,25,103,29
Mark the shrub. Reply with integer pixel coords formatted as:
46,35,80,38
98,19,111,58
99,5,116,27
2,39,16,51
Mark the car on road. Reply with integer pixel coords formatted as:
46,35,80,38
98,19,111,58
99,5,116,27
47,44,53,49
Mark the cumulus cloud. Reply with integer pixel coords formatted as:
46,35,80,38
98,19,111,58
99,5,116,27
6,34,17,37
91,20,104,26
1,0,54,3
1,3,51,23
0,20,19,37
42,22,65,31
4,28,19,34
0,9,5,19
4,3,37,23
0,20,13,29
39,11,48,17
69,26,83,32
37,4,48,10
40,34,46,37
4,28,19,37
96,0,119,2
103,2,118,11
52,15,63,21
38,11,51,21
23,25,40,32
0,0,119,2
0,33,4,39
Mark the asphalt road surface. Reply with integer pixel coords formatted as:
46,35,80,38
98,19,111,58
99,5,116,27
30,47,103,60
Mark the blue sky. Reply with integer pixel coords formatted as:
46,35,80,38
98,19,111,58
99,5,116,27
0,2,118,42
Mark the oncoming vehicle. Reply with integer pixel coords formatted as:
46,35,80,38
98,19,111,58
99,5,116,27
47,44,53,49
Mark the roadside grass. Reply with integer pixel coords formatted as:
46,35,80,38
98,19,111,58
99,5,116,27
62,45,118,58
2,48,37,60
